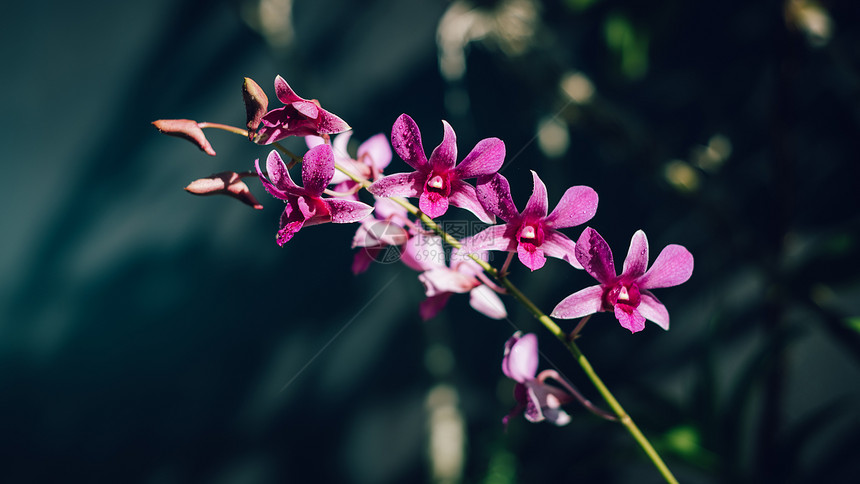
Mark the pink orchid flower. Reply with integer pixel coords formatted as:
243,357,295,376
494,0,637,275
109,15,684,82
461,171,598,271
502,332,577,427
551,227,694,333
367,114,505,223
255,145,373,246
254,76,350,145
399,235,507,320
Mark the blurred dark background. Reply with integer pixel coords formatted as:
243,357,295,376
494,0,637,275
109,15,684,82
2,0,859,482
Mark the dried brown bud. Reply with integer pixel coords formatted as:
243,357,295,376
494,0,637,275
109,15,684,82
242,77,269,138
185,171,263,209
152,119,216,156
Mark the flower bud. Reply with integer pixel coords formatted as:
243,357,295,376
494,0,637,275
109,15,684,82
242,77,269,138
152,119,216,156
185,171,263,209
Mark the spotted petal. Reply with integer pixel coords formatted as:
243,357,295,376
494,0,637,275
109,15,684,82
428,120,457,172
575,227,616,284
302,144,336,195
390,114,429,170
622,230,649,279
476,173,519,222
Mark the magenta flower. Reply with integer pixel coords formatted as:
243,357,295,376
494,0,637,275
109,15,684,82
399,235,507,320
254,76,350,145
255,145,373,246
551,227,694,333
367,114,505,223
502,332,576,426
461,171,598,271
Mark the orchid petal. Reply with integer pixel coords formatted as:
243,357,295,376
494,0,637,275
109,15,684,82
330,131,353,160
420,293,452,321
523,387,545,422
638,244,694,289
622,230,649,279
448,180,495,224
367,172,425,198
550,285,604,319
639,290,670,330
575,227,616,284
522,171,549,219
528,383,572,426
292,100,320,119
476,173,519,222
517,243,546,271
614,306,646,333
352,220,409,248
390,114,429,170
358,133,393,171
316,108,351,134
419,191,449,218
325,198,374,224
541,231,583,269
302,144,336,195
454,137,505,179
544,185,598,229
428,120,457,171
276,202,307,246
297,196,327,225
469,285,507,319
502,333,538,382
460,225,516,255
401,235,445,271
274,75,302,103
419,268,476,296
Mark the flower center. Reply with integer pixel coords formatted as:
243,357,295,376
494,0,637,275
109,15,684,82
603,281,641,312
517,223,544,249
424,172,451,197
428,175,444,189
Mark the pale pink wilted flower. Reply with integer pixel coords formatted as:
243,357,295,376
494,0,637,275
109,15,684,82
461,171,598,271
255,145,373,245
350,198,411,274
306,131,392,198
551,227,694,333
254,76,350,145
400,235,506,320
367,114,504,223
502,332,576,427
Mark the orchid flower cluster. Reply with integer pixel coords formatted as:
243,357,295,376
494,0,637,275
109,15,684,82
154,75,694,483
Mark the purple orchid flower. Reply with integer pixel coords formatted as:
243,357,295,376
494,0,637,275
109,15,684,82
461,171,598,271
399,235,507,320
255,145,374,246
502,332,577,427
254,76,351,145
551,227,694,333
367,114,505,223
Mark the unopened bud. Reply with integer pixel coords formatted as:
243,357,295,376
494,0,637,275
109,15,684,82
242,77,269,138
185,171,263,209
152,119,216,156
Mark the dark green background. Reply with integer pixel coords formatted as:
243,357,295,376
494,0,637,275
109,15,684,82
2,0,858,482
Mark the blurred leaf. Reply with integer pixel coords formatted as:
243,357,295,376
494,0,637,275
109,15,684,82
845,317,860,333
662,425,718,471
604,14,649,80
